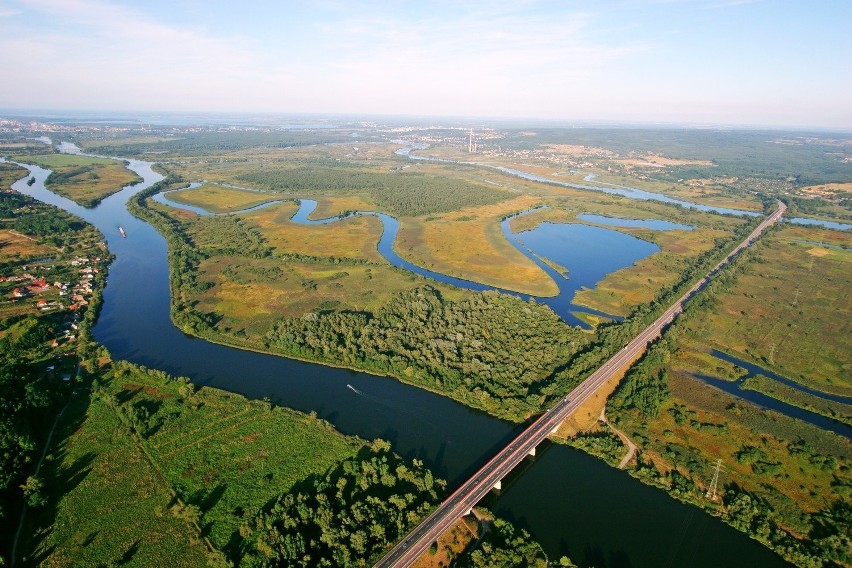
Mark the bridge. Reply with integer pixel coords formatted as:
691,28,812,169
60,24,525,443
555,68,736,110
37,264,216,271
375,202,786,568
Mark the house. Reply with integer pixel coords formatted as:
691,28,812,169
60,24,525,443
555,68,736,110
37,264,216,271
12,288,26,298
29,280,50,293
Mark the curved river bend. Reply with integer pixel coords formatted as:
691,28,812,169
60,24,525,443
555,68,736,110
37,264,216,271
3,151,790,567
154,191,664,327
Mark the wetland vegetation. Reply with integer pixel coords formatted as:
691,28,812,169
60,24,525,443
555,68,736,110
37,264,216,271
4,120,850,567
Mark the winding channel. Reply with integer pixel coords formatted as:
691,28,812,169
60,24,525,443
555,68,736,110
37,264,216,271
153,190,639,328
400,146,852,231
694,351,851,439
2,148,791,567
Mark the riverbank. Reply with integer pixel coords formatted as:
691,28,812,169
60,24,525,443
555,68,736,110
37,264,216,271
4,140,800,567
1,159,560,568
136,160,829,566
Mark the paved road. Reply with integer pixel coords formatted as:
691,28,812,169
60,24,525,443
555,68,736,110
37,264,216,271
375,202,786,568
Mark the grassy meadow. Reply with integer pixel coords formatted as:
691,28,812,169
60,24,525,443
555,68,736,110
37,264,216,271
24,361,368,565
0,228,54,259
676,224,851,396
0,162,28,189
22,388,213,568
625,368,850,516
394,195,558,296
741,375,852,426
244,200,386,262
194,256,471,338
15,153,142,207
167,183,277,214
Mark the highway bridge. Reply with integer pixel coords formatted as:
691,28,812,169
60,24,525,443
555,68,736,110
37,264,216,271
375,202,786,568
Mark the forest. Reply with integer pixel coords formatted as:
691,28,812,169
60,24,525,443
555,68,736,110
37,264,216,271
454,517,549,568
266,286,587,420
239,440,443,566
237,165,512,217
84,130,366,157
500,128,852,186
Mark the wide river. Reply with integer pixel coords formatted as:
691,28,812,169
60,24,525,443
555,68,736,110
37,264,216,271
4,151,790,567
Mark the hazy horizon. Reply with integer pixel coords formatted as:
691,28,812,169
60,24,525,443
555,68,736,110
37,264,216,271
4,108,852,134
1,0,850,130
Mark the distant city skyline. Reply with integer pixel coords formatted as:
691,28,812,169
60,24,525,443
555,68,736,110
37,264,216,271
1,0,850,130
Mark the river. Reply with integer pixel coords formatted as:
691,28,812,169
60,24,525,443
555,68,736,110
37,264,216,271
399,147,852,231
3,150,790,567
153,192,661,327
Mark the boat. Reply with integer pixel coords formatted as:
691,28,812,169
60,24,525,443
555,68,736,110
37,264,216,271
118,226,127,238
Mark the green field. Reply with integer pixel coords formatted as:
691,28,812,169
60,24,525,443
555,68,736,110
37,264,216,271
102,361,364,554
22,361,368,564
676,224,851,396
22,388,214,567
15,153,142,207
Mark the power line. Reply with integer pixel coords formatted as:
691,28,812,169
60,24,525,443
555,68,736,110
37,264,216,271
706,459,725,501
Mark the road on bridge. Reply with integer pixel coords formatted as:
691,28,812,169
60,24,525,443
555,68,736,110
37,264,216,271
375,202,786,568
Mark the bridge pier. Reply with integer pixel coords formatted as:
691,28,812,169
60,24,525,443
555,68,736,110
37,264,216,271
493,479,502,491
528,447,536,458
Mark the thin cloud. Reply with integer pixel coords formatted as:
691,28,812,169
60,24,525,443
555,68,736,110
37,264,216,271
2,0,310,110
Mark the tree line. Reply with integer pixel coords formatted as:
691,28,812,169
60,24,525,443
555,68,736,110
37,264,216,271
266,286,586,420
238,165,511,217
238,440,443,567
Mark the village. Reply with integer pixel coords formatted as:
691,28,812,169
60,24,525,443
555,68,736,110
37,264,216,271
1,253,106,350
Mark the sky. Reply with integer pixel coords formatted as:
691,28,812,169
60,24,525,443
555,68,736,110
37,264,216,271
0,0,850,129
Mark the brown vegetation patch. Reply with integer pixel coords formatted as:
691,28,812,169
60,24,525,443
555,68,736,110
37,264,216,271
617,153,714,169
553,352,643,438
412,516,478,568
0,229,54,258
168,184,276,214
395,195,558,296
801,182,852,196
244,201,384,262
544,144,615,158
